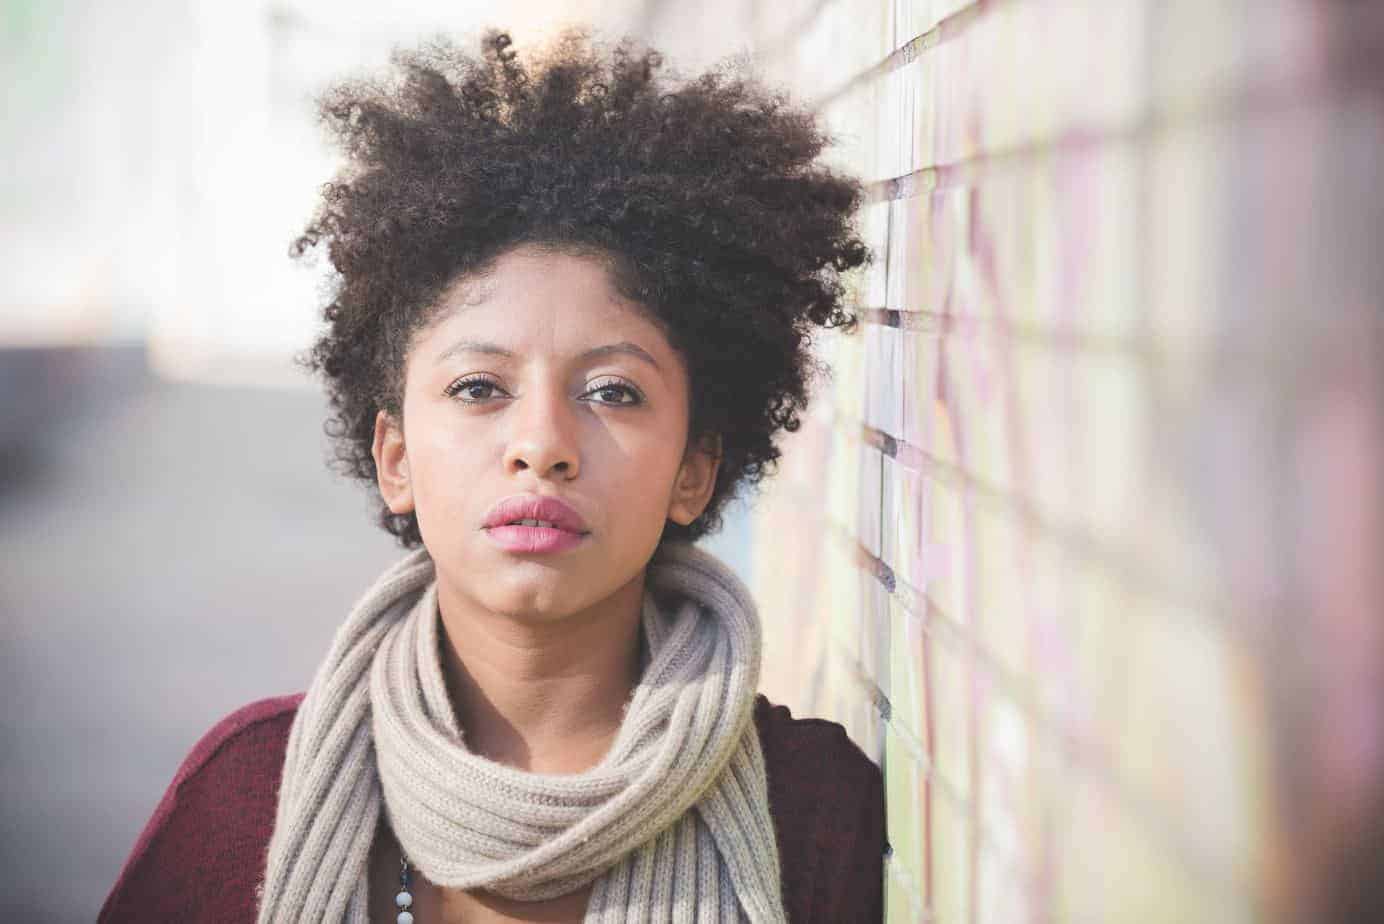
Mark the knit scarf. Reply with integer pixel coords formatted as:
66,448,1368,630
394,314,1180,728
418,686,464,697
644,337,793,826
256,540,786,923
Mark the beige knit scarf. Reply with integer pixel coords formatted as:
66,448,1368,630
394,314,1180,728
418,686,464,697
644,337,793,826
256,540,786,922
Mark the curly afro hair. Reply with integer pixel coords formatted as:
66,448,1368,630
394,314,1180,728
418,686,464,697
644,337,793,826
293,28,869,548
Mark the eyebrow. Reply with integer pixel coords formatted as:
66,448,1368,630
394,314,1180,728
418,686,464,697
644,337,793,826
436,339,662,372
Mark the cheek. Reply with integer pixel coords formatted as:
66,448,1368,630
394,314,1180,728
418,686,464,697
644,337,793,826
405,411,480,513
604,432,685,519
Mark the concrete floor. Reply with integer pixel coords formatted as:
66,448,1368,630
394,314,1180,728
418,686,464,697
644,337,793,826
0,346,752,921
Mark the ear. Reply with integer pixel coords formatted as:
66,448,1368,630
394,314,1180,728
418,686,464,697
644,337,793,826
372,408,415,515
667,432,722,527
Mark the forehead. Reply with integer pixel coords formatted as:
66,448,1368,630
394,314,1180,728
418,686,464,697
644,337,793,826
416,245,671,359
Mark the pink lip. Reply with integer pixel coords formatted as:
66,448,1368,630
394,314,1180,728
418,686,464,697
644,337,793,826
481,493,590,555
484,524,587,554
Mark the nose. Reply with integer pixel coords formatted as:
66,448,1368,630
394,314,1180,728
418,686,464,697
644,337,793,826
502,382,581,481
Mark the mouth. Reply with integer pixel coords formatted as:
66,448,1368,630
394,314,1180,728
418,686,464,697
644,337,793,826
483,521,588,554
481,494,591,545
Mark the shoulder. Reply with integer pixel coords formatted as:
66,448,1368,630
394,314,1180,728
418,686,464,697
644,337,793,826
752,694,885,922
98,693,306,923
169,692,304,785
141,692,304,819
752,693,882,792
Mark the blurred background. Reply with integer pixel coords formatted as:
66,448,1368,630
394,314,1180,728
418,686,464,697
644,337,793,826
2,0,1381,921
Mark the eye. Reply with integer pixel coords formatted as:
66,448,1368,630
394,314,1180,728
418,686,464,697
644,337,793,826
582,377,644,407
444,374,507,403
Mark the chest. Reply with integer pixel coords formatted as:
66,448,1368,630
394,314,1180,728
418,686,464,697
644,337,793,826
367,822,591,924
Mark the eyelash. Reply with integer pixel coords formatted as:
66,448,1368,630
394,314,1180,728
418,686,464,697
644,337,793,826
443,374,644,407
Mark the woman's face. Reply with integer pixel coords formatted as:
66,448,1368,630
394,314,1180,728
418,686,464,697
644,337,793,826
371,243,720,624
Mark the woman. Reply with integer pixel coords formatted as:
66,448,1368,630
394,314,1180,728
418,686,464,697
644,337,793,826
100,29,882,923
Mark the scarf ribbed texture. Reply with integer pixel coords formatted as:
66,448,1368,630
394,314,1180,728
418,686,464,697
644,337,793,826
256,540,786,922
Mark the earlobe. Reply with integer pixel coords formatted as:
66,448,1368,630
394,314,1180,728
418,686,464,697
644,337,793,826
372,409,415,515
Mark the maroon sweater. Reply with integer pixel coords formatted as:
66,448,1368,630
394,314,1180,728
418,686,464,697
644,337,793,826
99,693,884,922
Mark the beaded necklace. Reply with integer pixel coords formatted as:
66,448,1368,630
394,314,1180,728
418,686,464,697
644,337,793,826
394,854,416,924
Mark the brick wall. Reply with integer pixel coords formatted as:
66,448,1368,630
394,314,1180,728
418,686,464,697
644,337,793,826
729,2,1384,922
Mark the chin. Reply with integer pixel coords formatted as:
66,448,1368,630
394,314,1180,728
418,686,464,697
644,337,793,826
482,574,586,622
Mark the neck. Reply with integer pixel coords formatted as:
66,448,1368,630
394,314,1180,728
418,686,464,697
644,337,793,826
434,571,646,775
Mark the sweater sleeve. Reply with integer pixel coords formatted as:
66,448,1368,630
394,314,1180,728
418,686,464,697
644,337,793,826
98,695,302,923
